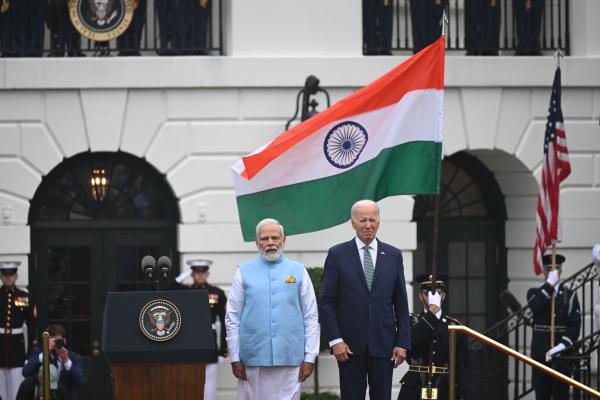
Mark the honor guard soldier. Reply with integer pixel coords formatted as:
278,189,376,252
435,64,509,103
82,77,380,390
409,0,447,54
175,259,227,400
363,0,393,55
464,0,500,55
46,0,83,57
155,0,177,54
176,0,211,55
527,253,580,400
0,261,34,400
515,0,544,55
117,0,147,56
398,273,469,400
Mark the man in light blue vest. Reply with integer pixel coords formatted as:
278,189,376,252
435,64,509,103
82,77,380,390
225,218,320,400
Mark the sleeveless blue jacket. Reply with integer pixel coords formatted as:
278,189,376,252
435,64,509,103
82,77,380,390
239,256,305,366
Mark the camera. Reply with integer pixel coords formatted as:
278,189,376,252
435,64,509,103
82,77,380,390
54,339,65,350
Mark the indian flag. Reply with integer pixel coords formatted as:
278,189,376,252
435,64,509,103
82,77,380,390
232,36,445,241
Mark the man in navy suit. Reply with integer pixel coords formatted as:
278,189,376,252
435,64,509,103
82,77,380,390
320,199,410,400
21,324,84,400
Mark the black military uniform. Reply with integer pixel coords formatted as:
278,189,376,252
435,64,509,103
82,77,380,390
176,0,210,55
464,0,500,55
363,0,393,55
117,0,147,56
46,0,83,57
399,274,469,400
515,0,544,55
0,261,34,400
409,0,447,54
527,254,580,400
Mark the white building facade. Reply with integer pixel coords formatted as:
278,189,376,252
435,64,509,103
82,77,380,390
0,0,599,398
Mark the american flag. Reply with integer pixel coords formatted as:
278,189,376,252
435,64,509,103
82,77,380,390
533,67,571,275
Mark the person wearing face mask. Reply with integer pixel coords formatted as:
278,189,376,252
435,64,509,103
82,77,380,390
527,253,580,400
225,218,319,400
397,273,469,400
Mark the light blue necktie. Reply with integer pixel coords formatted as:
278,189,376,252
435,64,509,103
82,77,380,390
363,245,375,289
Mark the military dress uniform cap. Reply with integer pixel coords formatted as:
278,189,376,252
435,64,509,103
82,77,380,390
541,253,566,268
415,272,448,292
0,261,20,276
187,259,213,272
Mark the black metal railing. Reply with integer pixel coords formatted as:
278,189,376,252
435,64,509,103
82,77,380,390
0,0,222,57
471,262,598,399
382,0,569,55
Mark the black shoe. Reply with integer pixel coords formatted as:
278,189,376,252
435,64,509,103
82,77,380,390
465,50,480,56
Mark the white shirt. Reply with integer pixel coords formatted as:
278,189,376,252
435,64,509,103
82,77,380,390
225,265,320,364
328,237,379,348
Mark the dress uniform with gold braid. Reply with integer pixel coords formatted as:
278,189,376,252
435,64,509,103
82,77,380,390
527,254,580,400
175,259,226,400
398,274,469,400
0,261,34,400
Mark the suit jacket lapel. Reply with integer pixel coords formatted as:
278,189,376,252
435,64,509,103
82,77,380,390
371,239,386,289
347,239,370,291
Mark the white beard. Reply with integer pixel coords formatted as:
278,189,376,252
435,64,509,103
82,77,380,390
260,247,283,262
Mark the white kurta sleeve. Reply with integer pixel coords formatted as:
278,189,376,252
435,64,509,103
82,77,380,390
300,268,320,363
225,268,245,363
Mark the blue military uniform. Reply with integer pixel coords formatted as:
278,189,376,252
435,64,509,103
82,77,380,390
527,254,580,400
117,0,147,56
515,0,544,55
155,0,177,54
176,0,210,55
398,274,469,400
464,0,500,55
363,0,393,55
409,0,447,54
46,0,83,57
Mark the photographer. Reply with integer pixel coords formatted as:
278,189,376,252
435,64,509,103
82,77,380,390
21,325,84,400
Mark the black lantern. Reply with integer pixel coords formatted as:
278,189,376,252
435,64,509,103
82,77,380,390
285,75,331,130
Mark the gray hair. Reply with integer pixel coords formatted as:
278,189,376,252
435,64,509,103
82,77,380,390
350,199,380,220
255,218,285,238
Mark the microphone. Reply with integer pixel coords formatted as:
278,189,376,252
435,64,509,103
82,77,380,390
157,256,172,279
141,255,156,279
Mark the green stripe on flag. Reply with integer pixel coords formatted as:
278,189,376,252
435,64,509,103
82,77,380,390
236,141,442,241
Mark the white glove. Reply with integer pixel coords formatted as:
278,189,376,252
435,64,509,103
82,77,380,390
546,342,566,358
428,291,441,308
546,269,560,287
593,244,600,267
175,270,192,284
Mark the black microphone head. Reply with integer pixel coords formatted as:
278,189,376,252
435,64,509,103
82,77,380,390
157,256,172,274
500,290,522,313
141,255,156,276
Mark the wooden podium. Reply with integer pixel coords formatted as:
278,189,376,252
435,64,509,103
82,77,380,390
102,291,217,400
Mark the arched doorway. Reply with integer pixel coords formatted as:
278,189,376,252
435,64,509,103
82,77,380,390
28,151,179,400
412,151,508,398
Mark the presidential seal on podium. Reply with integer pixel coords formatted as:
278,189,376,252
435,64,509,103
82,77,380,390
139,299,182,342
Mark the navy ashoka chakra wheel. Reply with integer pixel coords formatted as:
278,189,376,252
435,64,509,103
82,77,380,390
323,121,369,169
